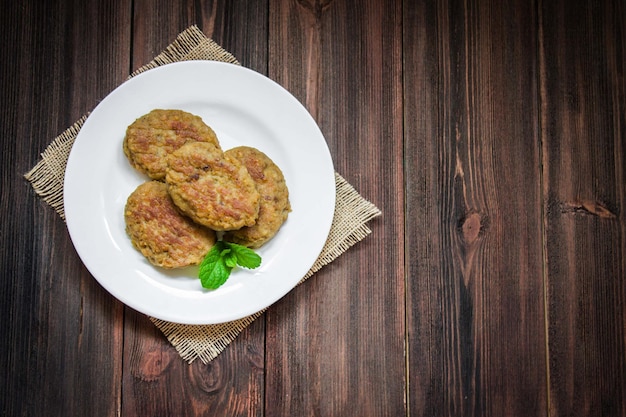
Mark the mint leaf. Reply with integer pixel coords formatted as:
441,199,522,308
198,241,261,290
222,249,238,268
226,242,262,269
199,242,232,289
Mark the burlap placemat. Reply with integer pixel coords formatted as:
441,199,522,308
25,25,381,364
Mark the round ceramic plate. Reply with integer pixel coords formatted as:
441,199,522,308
64,61,335,324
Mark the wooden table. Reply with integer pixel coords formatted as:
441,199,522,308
2,1,624,416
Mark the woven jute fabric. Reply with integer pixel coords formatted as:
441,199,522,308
25,25,381,364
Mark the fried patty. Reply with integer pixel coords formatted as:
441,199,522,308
124,181,216,268
165,142,261,231
123,109,220,180
223,146,291,248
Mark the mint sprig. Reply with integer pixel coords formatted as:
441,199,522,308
198,241,261,289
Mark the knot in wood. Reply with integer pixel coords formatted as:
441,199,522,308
459,212,483,245
193,362,224,393
133,348,172,382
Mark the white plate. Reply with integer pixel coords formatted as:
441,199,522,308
64,61,335,324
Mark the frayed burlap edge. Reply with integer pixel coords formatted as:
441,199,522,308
25,25,382,364
24,115,88,220
301,173,380,281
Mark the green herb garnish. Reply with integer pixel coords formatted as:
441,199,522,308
198,241,261,289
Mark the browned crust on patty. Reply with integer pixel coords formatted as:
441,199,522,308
165,142,261,231
223,146,291,248
124,181,216,268
123,109,220,180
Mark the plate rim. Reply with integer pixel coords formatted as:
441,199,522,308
63,60,335,324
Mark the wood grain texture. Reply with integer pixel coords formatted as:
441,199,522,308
0,1,130,416
539,1,626,415
122,311,264,417
130,0,200,70
266,0,405,415
197,0,269,74
404,0,548,415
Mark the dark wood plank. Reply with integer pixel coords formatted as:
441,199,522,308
130,0,268,73
265,0,405,415
404,0,548,415
539,1,626,415
122,312,265,417
0,1,130,416
130,0,200,70
199,0,270,74
122,2,268,416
